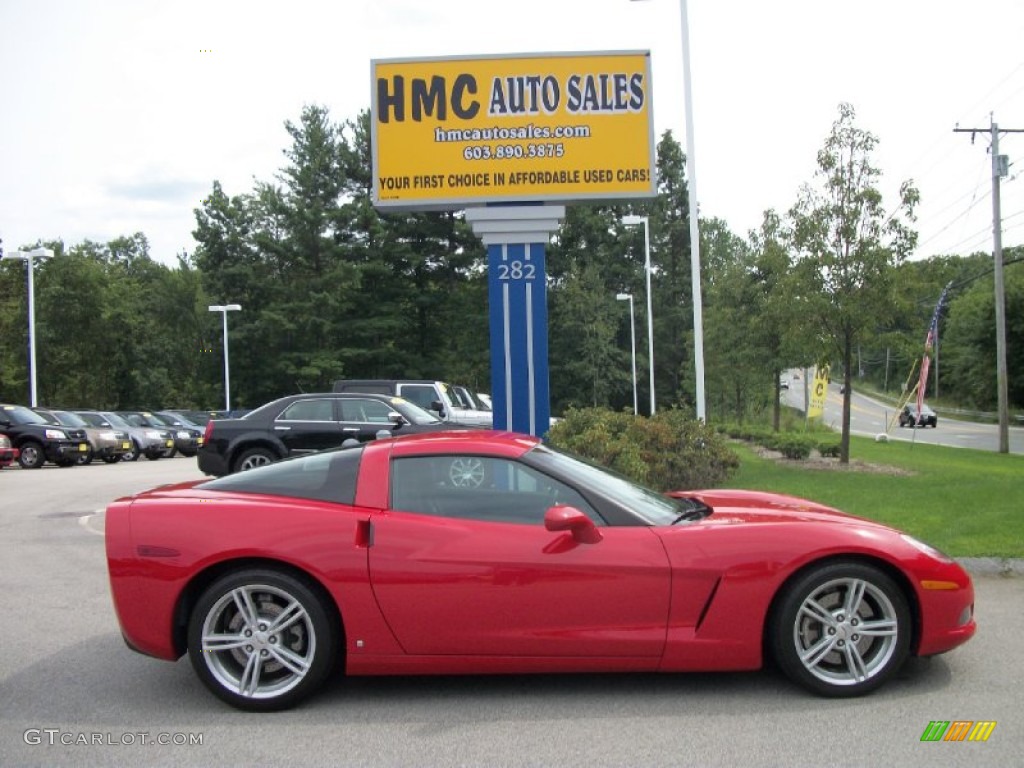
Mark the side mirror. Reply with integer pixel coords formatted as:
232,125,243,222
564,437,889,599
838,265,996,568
544,505,602,544
430,399,446,418
388,411,407,426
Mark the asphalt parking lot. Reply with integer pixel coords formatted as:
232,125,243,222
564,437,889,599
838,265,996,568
1,459,1020,767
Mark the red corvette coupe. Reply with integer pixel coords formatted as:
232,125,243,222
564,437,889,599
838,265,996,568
105,431,975,711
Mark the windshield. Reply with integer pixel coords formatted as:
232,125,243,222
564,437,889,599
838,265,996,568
99,412,132,428
52,410,89,427
75,411,107,427
391,397,443,425
139,411,173,426
439,382,465,410
523,444,693,525
159,411,199,427
33,410,61,425
3,404,48,425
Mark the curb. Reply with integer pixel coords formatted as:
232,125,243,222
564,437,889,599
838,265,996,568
957,558,1024,577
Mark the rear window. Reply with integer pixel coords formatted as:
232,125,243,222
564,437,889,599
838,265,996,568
197,447,363,505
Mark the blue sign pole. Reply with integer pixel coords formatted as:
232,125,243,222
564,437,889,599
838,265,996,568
466,206,565,437
487,242,550,435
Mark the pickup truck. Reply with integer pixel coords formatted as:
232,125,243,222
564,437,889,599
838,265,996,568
332,379,493,427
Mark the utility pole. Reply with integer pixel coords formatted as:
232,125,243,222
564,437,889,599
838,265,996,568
954,116,1024,454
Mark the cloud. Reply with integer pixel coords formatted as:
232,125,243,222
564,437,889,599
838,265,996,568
105,177,206,205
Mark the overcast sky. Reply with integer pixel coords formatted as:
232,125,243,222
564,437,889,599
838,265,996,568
2,0,1022,266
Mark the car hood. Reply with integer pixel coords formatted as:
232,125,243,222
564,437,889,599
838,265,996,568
669,488,887,529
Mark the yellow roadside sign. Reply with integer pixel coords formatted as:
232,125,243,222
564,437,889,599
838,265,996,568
808,365,830,419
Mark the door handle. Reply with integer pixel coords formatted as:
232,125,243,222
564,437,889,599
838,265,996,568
274,426,291,431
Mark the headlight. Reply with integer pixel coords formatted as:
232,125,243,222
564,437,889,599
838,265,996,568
144,430,162,439
44,428,68,439
176,430,190,439
901,534,953,563
99,431,116,440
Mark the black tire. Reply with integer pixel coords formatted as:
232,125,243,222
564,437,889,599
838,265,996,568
233,447,277,474
144,450,162,461
18,440,46,469
77,447,95,466
187,568,337,711
770,561,910,697
101,454,122,464
122,440,141,462
55,458,77,467
163,446,178,459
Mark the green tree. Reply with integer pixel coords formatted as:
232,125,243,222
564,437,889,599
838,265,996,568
788,104,919,462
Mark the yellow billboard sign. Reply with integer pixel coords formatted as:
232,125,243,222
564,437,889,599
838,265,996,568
371,51,657,209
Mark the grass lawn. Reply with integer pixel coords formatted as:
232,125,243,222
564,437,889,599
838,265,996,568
725,436,1024,558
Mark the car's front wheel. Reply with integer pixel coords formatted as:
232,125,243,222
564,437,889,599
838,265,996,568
18,440,46,469
187,569,337,711
122,440,141,462
770,561,910,697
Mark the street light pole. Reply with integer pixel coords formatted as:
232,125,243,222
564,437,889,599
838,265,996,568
623,215,655,414
4,247,54,406
628,0,706,422
679,0,706,422
616,293,638,415
208,304,241,412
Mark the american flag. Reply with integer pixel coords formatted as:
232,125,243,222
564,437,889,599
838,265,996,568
916,283,951,424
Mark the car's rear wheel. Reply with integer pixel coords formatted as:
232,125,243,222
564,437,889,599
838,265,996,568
187,569,337,711
234,447,276,473
771,561,910,697
18,440,46,469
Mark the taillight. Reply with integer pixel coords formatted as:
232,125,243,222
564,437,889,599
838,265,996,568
203,420,214,441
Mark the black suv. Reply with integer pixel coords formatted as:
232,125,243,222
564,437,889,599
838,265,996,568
0,403,90,469
197,392,471,476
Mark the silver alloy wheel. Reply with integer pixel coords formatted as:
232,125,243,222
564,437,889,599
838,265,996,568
19,441,44,469
448,457,485,488
199,584,316,701
238,451,274,471
792,576,899,687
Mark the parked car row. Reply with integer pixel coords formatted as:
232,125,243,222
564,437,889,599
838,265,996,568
0,403,215,470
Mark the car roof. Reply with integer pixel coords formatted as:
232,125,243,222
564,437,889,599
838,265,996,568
383,429,540,458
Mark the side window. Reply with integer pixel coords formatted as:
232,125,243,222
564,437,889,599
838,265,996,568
390,455,601,525
339,399,394,424
399,384,438,412
278,399,334,422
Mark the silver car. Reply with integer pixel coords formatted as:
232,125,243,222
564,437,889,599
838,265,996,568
75,410,173,461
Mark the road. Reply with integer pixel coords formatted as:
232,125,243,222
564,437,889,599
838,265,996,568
782,376,1024,454
0,459,1020,767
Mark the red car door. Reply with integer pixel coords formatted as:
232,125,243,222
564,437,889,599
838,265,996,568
367,454,671,659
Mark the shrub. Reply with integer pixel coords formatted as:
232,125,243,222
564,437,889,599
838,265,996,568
546,407,740,491
817,440,842,458
774,435,813,460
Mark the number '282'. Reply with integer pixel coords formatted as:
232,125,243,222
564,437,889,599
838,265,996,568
497,261,536,281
